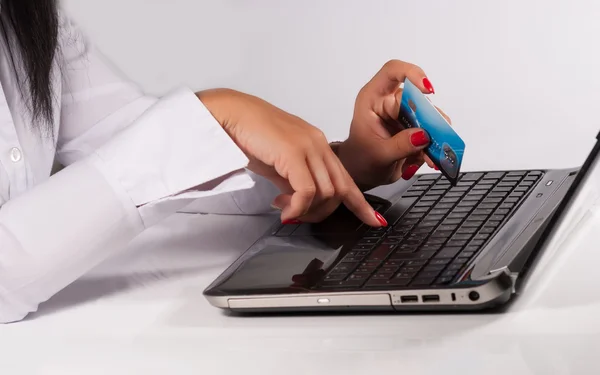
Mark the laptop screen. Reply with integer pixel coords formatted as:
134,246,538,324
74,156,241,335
520,131,600,284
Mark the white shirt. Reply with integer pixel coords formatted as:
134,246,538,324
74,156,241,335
0,14,278,323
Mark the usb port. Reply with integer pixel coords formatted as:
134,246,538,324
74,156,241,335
400,295,418,303
422,295,440,303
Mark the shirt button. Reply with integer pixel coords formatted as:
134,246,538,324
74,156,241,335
9,147,22,162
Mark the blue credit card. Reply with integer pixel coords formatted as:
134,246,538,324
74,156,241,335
397,78,465,184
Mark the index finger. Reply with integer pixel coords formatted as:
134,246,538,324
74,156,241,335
325,155,385,228
365,59,434,96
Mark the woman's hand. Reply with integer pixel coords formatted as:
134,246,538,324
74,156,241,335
197,89,387,227
336,60,451,191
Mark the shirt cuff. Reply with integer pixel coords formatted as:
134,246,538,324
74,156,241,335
90,87,251,224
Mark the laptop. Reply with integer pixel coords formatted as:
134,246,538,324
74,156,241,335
203,131,600,313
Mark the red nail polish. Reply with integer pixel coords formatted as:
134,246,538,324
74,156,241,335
282,219,301,225
410,130,429,147
422,77,435,94
434,165,439,171
374,212,388,227
402,164,420,180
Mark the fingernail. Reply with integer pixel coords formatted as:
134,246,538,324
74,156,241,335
410,130,429,147
282,219,301,225
402,164,420,180
422,77,435,94
271,204,282,211
374,212,388,227
434,165,439,171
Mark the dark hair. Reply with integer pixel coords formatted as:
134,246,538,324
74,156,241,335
1,0,59,134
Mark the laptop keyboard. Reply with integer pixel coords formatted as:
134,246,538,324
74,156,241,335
317,170,544,290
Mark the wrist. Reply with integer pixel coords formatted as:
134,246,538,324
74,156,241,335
196,88,241,133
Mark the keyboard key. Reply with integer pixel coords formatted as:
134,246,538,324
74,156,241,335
422,265,445,273
519,181,534,187
447,264,464,271
507,171,526,177
410,207,430,213
442,218,463,225
424,238,446,245
528,171,543,176
477,203,498,210
404,191,425,198
473,233,490,241
464,195,485,201
435,203,455,210
485,172,505,179
469,215,488,221
348,273,370,281
430,208,450,215
448,212,468,219
438,224,459,231
396,271,418,279
487,220,501,227
451,234,472,241
453,207,473,213
464,245,480,252
440,197,460,204
324,274,347,281
446,240,468,247
404,212,425,220
397,266,420,274
343,255,366,262
415,200,436,207
446,192,465,198
473,208,494,215
499,203,515,209
488,192,508,198
457,200,478,207
383,260,404,267
372,273,394,280
441,270,458,278
421,195,440,201
495,209,510,215
514,187,528,192
434,276,454,285
412,227,434,235
382,238,402,245
358,238,379,245
397,244,419,252
331,264,356,274
457,227,478,234
461,251,476,258
435,247,462,259
429,258,452,266
419,174,439,181
451,257,470,266
355,266,377,273
417,270,442,278
462,220,483,228
431,230,454,239
380,265,401,273
503,177,522,182
469,240,486,246
461,173,484,181
498,182,517,187
490,215,506,221
418,220,440,228
405,260,428,267
413,179,435,186
420,244,443,252
389,251,436,261
408,185,429,192
352,245,375,251
450,186,470,192
479,227,495,234
367,244,397,261
483,198,502,204
481,179,499,185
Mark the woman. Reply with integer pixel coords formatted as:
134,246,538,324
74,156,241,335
0,1,443,323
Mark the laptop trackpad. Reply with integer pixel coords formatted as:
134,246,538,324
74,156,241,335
211,243,341,294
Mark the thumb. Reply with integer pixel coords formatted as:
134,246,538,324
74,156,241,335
382,128,430,163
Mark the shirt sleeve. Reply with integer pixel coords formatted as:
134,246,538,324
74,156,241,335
0,15,275,323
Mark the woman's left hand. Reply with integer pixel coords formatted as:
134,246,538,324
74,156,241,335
336,60,451,191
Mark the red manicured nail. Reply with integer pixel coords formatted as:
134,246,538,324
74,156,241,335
434,165,439,171
410,130,429,147
282,219,301,225
374,212,388,227
422,77,435,94
402,164,420,180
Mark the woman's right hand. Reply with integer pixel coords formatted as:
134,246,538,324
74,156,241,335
197,89,387,228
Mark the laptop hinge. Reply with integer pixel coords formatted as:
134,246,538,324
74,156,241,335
489,266,519,293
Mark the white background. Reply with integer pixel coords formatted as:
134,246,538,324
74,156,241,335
62,0,600,172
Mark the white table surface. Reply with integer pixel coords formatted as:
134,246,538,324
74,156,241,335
2,192,600,374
